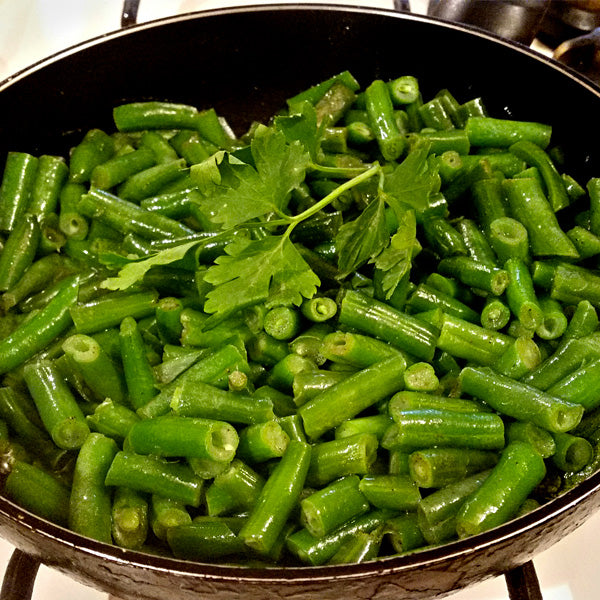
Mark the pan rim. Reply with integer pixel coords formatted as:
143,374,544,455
0,3,599,98
0,1,600,587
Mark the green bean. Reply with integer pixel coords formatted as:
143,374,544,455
104,451,204,507
549,262,600,308
488,217,530,264
300,475,369,538
205,459,264,517
510,140,569,212
465,116,551,149
364,80,406,161
307,433,378,487
119,316,157,409
438,256,509,296
422,216,468,257
298,354,406,440
128,416,238,462
536,296,568,340
338,289,438,362
0,152,39,232
321,330,406,369
171,380,274,425
564,300,598,340
239,440,311,556
506,421,556,459
267,353,319,392
70,290,158,335
286,509,390,566
113,102,200,131
327,528,384,565
588,178,600,236
388,391,486,416
118,159,187,203
5,461,70,526
86,398,140,443
0,214,40,292
23,360,90,450
403,362,439,392
436,312,512,366
406,283,479,323
69,433,119,543
522,333,600,390
150,494,192,541
140,344,250,418
408,447,498,488
504,257,543,331
495,336,542,379
62,333,126,403
236,420,289,463
460,366,584,433
411,130,470,155
111,487,149,549
335,414,392,441
358,474,421,510
566,226,600,259
383,409,505,452
263,306,302,340
455,441,546,538
480,296,511,331
140,131,180,163
418,97,454,131
0,387,64,465
417,470,491,543
471,178,507,232
455,217,496,265
69,129,115,184
300,296,337,322
292,370,349,407
91,146,156,189
29,155,68,217
167,520,246,561
385,513,425,554
256,386,296,419
502,177,578,258
78,187,194,240
388,76,419,105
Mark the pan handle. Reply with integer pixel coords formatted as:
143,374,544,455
504,561,544,600
121,0,142,27
0,549,40,600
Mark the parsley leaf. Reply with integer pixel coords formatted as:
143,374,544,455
373,208,419,300
101,239,202,291
193,128,310,230
274,100,321,161
203,234,320,322
336,196,389,278
383,142,441,222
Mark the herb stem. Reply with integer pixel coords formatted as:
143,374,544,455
290,164,381,228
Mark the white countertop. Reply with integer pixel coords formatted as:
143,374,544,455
0,1,597,598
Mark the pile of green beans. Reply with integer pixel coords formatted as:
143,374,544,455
1,70,600,567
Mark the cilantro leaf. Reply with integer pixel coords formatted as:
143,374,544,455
203,234,320,321
336,196,389,278
194,128,310,230
383,142,441,222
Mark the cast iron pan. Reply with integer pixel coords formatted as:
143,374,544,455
0,4,600,599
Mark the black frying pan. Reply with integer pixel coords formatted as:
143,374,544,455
0,5,600,599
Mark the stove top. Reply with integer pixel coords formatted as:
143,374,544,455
0,1,598,599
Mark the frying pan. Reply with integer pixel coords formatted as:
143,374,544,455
1,4,600,599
